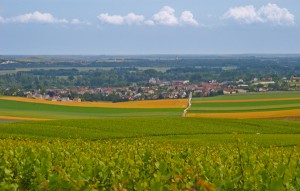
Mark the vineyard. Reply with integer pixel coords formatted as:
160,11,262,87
0,138,299,191
0,92,300,190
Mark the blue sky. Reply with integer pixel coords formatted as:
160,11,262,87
0,0,299,55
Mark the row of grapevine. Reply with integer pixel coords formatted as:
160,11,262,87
0,138,299,190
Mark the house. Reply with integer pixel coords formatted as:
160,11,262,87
262,77,273,81
60,97,70,102
149,78,158,84
259,88,269,92
290,76,300,83
52,96,60,101
237,79,244,83
183,80,190,84
238,84,249,88
253,81,275,86
42,95,51,100
148,90,155,94
223,89,236,95
33,93,43,99
186,85,198,91
73,98,81,102
236,89,249,93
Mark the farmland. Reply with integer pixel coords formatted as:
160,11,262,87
0,96,188,109
188,91,300,119
0,117,300,190
0,98,184,120
0,117,300,146
0,92,300,190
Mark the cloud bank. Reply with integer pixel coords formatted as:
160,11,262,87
0,4,295,27
1,11,68,24
0,11,90,25
97,12,145,25
98,6,199,26
222,3,295,26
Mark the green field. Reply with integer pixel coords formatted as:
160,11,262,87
1,93,300,190
0,66,169,75
0,117,300,146
0,117,300,190
192,91,300,101
190,91,300,114
0,99,182,119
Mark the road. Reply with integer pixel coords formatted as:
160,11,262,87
182,92,192,117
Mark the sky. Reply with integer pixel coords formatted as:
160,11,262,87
0,0,299,55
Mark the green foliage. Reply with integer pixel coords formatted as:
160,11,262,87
0,138,299,190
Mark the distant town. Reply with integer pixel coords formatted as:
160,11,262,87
1,55,300,102
21,76,300,102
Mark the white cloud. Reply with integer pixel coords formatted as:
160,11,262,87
97,13,124,25
144,20,155,26
8,11,68,24
153,6,178,26
0,11,93,26
222,4,295,26
96,6,199,27
0,16,5,23
180,11,199,26
222,5,262,24
258,3,295,25
71,18,91,25
124,13,145,25
97,12,145,25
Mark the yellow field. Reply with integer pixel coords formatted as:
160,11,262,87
0,116,50,121
186,109,300,119
0,96,188,109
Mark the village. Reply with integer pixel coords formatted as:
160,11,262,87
24,76,300,102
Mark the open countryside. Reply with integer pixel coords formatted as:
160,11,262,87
1,0,300,188
187,91,300,119
0,88,300,190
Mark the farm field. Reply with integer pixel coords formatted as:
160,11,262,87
0,98,184,120
0,96,187,109
0,117,300,146
192,91,300,101
0,66,169,75
1,93,300,190
0,117,299,190
188,91,300,119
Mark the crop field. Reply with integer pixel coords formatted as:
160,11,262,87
0,117,299,190
1,93,300,190
0,66,169,75
188,91,300,119
0,117,300,146
0,96,188,109
0,99,184,120
192,91,300,101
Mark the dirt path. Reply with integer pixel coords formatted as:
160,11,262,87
182,92,193,117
